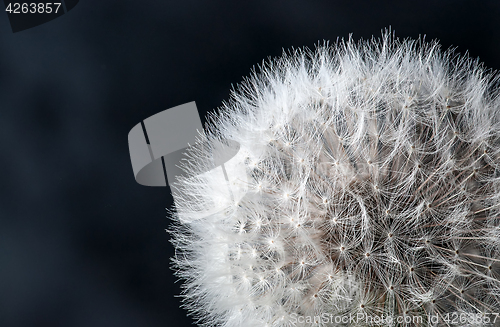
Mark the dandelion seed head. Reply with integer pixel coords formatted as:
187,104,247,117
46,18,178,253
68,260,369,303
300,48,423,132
169,31,500,326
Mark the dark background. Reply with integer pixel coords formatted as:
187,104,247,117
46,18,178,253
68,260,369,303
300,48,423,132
1,1,499,326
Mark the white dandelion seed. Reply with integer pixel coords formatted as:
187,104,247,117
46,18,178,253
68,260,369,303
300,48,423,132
168,31,500,327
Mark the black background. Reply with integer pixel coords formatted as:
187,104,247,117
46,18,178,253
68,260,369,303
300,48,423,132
1,1,499,326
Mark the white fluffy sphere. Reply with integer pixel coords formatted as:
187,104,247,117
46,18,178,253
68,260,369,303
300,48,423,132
169,32,500,326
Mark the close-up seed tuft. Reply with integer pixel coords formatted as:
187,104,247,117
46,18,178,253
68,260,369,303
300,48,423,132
169,31,500,327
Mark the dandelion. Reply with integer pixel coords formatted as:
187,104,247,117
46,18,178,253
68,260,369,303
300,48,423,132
168,31,500,326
